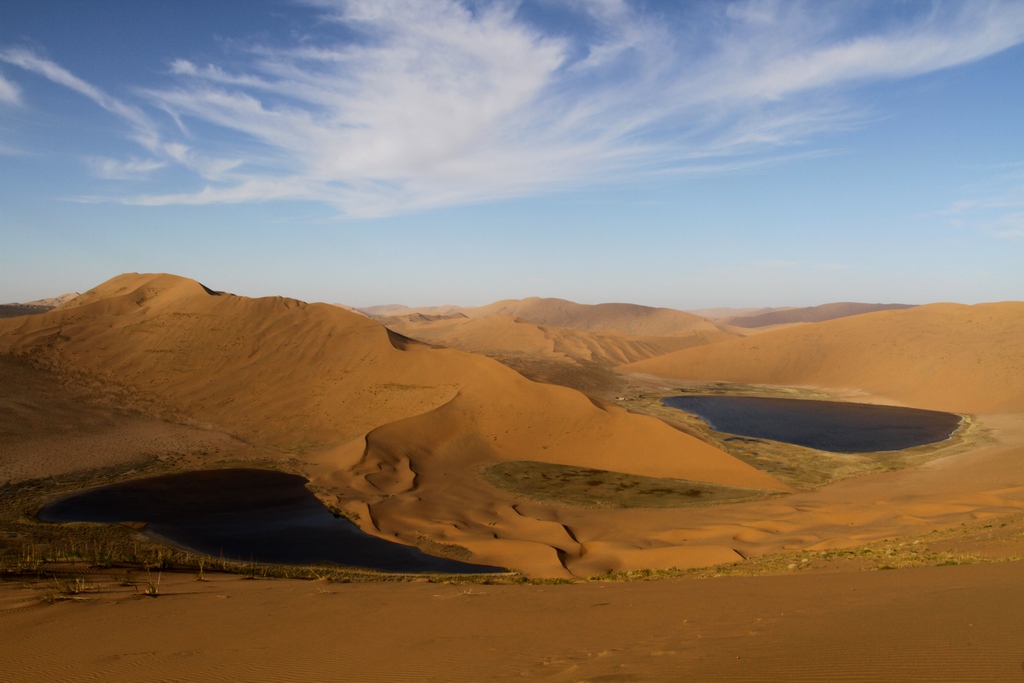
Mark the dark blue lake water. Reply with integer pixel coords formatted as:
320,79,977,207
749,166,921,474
662,395,960,453
38,468,504,575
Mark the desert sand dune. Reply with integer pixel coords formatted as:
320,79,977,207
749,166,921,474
725,301,916,328
456,296,726,337
0,292,80,320
3,276,1024,683
385,313,731,367
624,302,1024,414
380,297,739,397
0,273,785,576
4,276,1023,580
687,305,794,319
368,297,721,338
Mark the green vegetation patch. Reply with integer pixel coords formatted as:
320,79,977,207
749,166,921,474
483,460,778,509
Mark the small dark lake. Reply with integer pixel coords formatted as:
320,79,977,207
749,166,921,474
662,395,961,453
38,468,504,575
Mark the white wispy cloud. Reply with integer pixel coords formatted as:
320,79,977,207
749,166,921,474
0,47,152,133
0,71,20,105
3,0,1024,216
0,47,247,184
87,156,167,180
0,142,27,156
937,162,1024,240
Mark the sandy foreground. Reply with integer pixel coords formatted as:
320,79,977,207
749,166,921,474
1,561,1022,682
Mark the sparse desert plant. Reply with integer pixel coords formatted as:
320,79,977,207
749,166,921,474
40,575,95,602
66,576,91,594
143,569,161,597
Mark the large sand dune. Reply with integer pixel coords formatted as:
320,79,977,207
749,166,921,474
624,302,1024,414
0,273,784,576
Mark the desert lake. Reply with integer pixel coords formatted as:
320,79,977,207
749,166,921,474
38,468,505,574
662,395,961,453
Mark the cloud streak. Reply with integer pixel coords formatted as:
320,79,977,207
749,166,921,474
3,0,1024,217
0,47,152,132
87,157,167,180
0,71,20,105
938,163,1024,240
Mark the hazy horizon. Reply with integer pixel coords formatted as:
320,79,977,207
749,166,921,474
1,1,1022,308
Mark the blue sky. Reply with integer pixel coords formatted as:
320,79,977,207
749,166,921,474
1,0,1021,309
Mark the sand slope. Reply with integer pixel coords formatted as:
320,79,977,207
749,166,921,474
624,302,1024,414
0,273,785,576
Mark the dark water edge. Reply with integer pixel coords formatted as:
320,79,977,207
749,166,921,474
662,395,961,453
38,469,505,575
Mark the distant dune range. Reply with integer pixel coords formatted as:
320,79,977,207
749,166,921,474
624,302,1024,415
372,299,924,388
0,292,79,320
375,298,740,395
0,273,785,576
724,301,916,328
384,313,730,368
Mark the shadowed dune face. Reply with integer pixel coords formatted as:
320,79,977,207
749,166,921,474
0,273,787,577
624,302,1024,415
